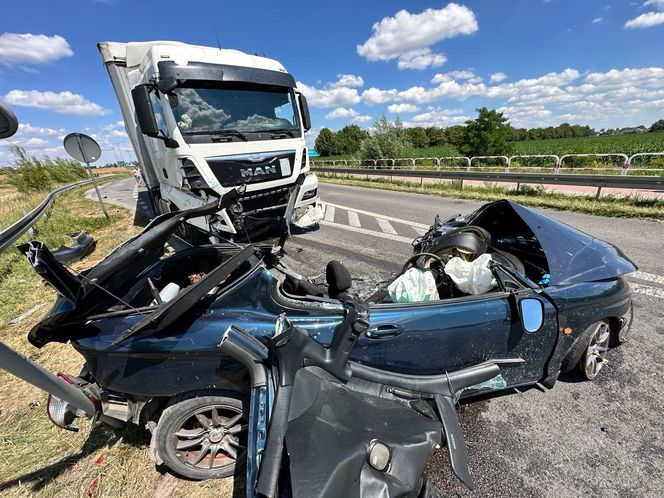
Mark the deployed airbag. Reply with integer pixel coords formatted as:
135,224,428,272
388,268,438,303
444,254,497,295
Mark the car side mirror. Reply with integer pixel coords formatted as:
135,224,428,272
131,85,179,148
0,102,19,139
519,298,544,333
298,93,311,132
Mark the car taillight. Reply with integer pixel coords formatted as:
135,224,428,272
46,374,97,432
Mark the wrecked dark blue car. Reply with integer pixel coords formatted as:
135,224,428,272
18,194,635,492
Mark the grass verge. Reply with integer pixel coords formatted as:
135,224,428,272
0,184,233,497
318,174,664,220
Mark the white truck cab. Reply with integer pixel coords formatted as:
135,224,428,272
98,41,321,241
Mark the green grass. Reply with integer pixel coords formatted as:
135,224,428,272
318,174,664,220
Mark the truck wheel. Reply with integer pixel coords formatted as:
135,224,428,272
152,391,248,480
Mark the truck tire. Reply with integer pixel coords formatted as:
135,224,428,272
152,390,248,480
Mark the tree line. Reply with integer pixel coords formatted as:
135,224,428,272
314,109,664,159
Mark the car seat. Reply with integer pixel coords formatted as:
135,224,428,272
326,260,352,299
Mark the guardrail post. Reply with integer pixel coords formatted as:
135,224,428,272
596,186,602,200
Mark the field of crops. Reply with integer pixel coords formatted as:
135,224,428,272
314,132,664,163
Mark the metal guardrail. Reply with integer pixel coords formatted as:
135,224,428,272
312,166,664,199
0,179,94,253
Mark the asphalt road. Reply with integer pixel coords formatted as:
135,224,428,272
94,179,664,497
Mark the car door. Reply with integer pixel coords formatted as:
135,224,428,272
350,287,558,386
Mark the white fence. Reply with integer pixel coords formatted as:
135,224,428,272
312,152,664,176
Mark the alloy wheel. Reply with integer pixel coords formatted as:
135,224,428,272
583,322,611,380
172,404,247,472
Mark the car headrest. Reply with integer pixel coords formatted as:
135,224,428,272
326,260,352,298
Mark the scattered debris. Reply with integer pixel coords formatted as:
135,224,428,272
52,230,96,264
8,303,45,324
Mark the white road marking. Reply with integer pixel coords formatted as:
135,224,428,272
631,271,664,287
324,205,336,222
320,220,413,244
322,201,430,230
348,211,361,227
630,282,664,300
377,218,397,235
413,226,428,236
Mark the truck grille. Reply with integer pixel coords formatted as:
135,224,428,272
206,150,296,187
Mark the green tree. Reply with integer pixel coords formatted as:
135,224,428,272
405,127,430,148
457,107,514,157
314,128,337,156
650,119,664,132
444,125,466,148
336,124,367,154
424,127,447,146
360,116,413,161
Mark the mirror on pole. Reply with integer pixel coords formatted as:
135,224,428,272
63,133,109,219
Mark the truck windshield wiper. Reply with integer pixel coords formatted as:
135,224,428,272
266,128,295,138
184,129,248,141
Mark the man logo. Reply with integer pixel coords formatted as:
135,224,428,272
240,165,277,179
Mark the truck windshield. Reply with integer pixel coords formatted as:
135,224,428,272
168,85,300,136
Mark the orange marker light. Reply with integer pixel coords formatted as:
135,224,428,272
563,327,573,335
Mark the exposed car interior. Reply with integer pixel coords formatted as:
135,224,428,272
277,201,550,304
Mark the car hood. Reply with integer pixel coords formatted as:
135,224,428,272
488,201,636,286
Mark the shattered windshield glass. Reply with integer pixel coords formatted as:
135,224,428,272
168,85,300,136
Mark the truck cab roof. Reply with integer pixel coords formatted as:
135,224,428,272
98,40,290,76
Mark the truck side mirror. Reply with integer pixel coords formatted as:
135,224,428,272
298,94,311,132
131,85,179,148
132,85,160,137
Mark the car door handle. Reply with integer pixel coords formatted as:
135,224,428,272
366,324,405,339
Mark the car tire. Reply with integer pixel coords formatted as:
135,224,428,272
577,321,611,381
561,320,611,381
152,390,248,480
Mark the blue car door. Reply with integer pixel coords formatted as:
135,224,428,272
350,289,558,386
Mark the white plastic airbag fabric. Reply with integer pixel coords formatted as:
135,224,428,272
388,268,439,303
444,254,497,295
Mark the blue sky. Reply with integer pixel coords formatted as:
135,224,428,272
1,0,664,164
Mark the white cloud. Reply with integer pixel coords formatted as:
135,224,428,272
644,0,664,8
356,3,478,63
592,17,603,24
625,11,664,28
4,90,112,116
397,48,447,70
489,72,508,83
397,79,487,104
296,82,361,108
432,70,482,84
325,107,359,119
406,108,470,128
361,87,398,105
351,115,374,124
0,33,73,65
16,123,65,137
387,103,420,113
330,74,365,88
